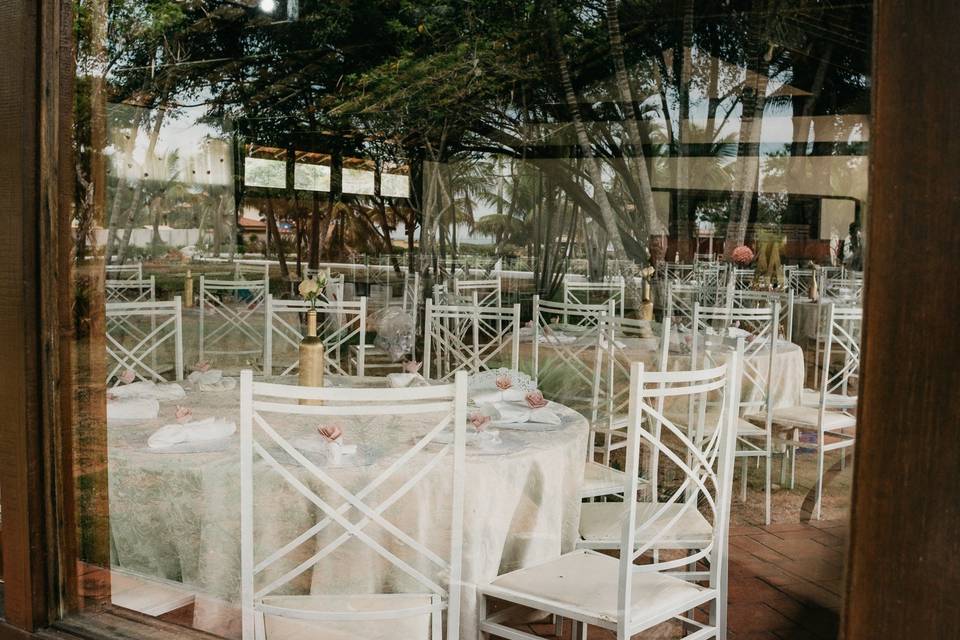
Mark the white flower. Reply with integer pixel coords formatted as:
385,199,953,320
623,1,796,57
298,277,321,299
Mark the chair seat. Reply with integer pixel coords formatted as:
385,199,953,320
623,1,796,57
579,501,712,548
762,405,857,431
481,549,711,630
667,409,766,437
801,388,857,409
581,461,631,498
258,594,433,640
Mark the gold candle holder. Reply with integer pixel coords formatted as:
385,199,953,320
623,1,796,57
299,309,325,405
184,270,194,308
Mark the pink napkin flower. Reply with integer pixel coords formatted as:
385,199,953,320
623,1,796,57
192,360,212,373
119,369,136,384
106,392,118,401
318,425,343,442
402,360,422,374
469,412,492,432
495,375,513,391
175,405,193,423
524,320,534,329
525,390,548,409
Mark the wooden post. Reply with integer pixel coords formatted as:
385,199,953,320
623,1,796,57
843,1,960,637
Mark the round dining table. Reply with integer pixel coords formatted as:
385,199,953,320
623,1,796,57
107,375,589,639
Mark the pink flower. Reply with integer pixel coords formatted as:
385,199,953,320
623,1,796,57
106,392,118,401
525,390,548,409
469,412,492,432
119,369,136,384
402,360,422,374
318,425,343,442
175,405,193,424
495,376,513,391
524,320,534,329
731,245,754,266
193,361,212,373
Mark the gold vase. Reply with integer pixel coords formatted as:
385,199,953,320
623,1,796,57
299,309,325,405
184,270,194,308
640,281,654,322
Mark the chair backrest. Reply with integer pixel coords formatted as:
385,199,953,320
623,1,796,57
664,280,701,330
263,295,367,376
729,289,794,342
591,316,670,460
402,272,421,314
422,299,521,381
240,371,468,640
106,263,143,281
452,276,502,308
531,296,613,401
105,297,183,384
199,276,269,363
691,302,779,417
235,260,271,282
562,279,626,319
615,357,739,635
106,276,156,304
819,304,862,404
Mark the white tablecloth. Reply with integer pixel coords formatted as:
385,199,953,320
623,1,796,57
107,376,588,639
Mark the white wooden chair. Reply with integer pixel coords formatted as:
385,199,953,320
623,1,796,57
770,304,860,519
422,299,521,381
690,304,780,525
531,297,613,407
106,262,143,281
262,295,367,376
199,276,268,365
481,357,739,640
583,316,670,500
787,268,815,299
664,280,702,331
562,279,625,320
239,371,468,640
105,297,184,384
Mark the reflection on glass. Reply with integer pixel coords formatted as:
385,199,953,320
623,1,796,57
69,1,870,637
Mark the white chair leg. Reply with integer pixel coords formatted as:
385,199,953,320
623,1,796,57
553,615,563,637
764,453,772,526
740,457,748,501
478,594,488,640
815,446,825,520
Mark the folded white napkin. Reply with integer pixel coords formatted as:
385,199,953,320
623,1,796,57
387,373,428,388
472,388,527,405
109,380,186,401
188,369,236,392
325,440,358,464
147,417,236,449
484,401,562,425
108,397,160,425
528,406,562,425
728,327,751,338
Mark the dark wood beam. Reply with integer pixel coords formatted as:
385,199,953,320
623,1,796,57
843,0,960,637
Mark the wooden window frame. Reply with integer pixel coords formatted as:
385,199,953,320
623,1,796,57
1,0,958,638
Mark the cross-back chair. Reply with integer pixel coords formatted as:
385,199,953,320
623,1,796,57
422,299,521,381
690,303,780,525
240,371,468,640
562,279,626,320
771,304,859,519
263,295,368,377
531,296,613,409
199,276,269,366
482,356,739,640
105,297,184,384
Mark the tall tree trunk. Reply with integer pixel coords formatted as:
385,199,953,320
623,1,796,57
264,193,289,278
724,2,771,255
546,0,639,299
116,104,167,263
604,0,654,266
